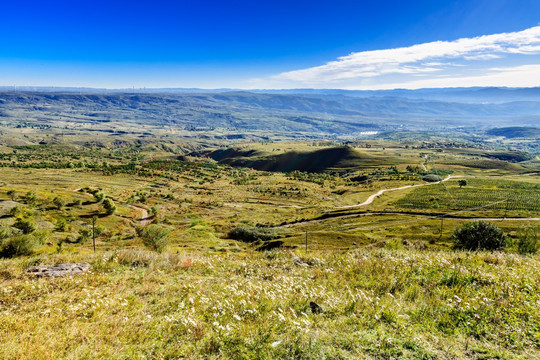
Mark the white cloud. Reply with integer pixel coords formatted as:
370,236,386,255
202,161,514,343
344,64,540,90
255,26,540,89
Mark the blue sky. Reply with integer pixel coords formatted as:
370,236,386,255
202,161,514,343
1,0,540,89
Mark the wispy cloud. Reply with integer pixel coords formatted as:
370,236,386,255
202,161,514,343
252,26,540,89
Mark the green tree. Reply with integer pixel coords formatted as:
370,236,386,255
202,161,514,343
458,180,467,188
452,221,507,251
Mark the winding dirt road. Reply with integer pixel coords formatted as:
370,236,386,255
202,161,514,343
130,205,152,226
278,175,539,228
337,175,460,210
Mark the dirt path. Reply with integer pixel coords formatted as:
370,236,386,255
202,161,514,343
276,174,540,228
336,175,461,210
130,205,152,226
74,188,152,226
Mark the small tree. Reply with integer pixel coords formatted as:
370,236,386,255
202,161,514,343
103,198,117,215
458,180,467,188
452,221,507,251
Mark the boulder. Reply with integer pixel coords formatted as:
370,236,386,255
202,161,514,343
27,263,91,277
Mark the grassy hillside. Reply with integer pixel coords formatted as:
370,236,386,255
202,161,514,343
486,127,540,139
1,137,539,359
1,248,539,359
208,146,396,173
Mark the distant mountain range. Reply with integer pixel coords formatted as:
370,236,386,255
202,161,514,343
2,86,540,103
1,87,539,134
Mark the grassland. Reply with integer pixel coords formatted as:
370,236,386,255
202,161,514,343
1,132,539,359
1,248,540,359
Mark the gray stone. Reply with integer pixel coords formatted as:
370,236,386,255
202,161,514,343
27,263,91,277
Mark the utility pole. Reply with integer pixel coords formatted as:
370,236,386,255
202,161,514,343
92,215,97,253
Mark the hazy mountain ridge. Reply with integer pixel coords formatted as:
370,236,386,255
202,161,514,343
1,88,540,134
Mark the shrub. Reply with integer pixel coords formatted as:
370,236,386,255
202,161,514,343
8,206,23,217
227,226,277,243
7,189,17,201
103,198,117,215
0,227,12,240
0,234,38,258
452,221,507,251
53,196,65,209
517,224,540,255
24,191,37,206
55,218,67,232
93,192,105,202
76,228,92,243
13,218,36,234
140,225,170,253
422,174,442,182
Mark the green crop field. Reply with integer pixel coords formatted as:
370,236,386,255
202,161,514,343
394,178,540,214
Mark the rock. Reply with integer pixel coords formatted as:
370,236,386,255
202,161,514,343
309,301,323,314
27,263,91,277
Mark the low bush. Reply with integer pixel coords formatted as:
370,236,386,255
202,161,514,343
140,225,170,253
227,226,278,243
422,174,442,182
0,234,38,258
452,221,507,251
517,224,540,255
13,218,36,234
